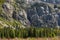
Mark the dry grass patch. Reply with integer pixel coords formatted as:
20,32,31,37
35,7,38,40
0,37,60,40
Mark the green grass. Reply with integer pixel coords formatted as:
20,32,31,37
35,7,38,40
0,17,23,28
0,0,5,5
0,0,5,14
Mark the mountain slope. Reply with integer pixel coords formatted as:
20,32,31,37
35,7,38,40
0,0,60,28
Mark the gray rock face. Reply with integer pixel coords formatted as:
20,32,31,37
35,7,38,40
12,10,30,26
2,0,30,26
26,3,56,27
2,2,14,20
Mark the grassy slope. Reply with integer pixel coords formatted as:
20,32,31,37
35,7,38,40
0,0,23,28
0,0,60,28
0,17,23,28
0,0,5,5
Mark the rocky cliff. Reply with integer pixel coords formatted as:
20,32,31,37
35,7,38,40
0,0,60,28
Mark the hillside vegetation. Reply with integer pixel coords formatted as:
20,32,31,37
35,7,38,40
0,27,60,38
0,0,5,5
0,0,60,39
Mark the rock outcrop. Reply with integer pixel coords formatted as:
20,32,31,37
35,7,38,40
0,0,60,28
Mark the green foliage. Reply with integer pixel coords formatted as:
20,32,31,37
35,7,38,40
0,0,5,14
15,27,21,38
0,0,5,5
0,27,60,38
9,28,15,38
0,28,4,38
4,27,10,38
0,17,22,28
